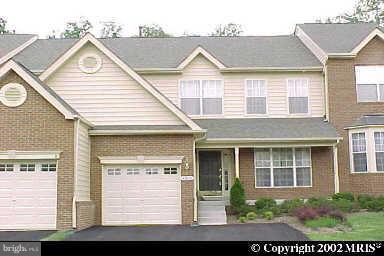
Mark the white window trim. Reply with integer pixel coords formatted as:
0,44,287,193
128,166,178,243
0,83,27,107
349,127,384,173
178,79,224,117
254,147,312,188
355,65,384,103
0,161,58,173
243,79,268,116
286,78,311,116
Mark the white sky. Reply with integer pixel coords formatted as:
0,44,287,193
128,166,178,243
2,0,357,38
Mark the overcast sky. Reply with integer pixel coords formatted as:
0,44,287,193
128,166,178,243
3,0,357,38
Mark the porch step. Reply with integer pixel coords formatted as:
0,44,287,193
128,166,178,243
198,201,227,226
201,195,224,201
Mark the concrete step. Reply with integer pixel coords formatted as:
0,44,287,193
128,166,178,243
201,196,224,201
198,200,226,206
198,216,227,226
198,200,227,225
198,211,227,218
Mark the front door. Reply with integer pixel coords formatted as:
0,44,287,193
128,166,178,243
199,151,222,191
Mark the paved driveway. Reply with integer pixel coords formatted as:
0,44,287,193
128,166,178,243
0,231,54,241
67,223,309,241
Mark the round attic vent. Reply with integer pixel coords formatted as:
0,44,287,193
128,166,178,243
78,53,102,74
0,83,27,107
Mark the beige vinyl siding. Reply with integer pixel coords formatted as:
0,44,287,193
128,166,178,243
76,121,91,201
144,54,325,118
46,43,184,125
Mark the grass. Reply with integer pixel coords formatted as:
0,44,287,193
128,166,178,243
305,217,341,228
308,212,384,241
41,230,74,241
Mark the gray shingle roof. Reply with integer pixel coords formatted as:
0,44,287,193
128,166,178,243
13,35,321,71
297,23,378,53
0,34,35,58
347,114,384,128
194,118,339,140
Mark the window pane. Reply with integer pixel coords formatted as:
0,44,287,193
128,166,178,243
272,148,293,167
295,148,311,166
287,79,308,97
352,133,366,152
246,80,266,97
202,80,222,98
357,84,378,102
180,80,200,97
255,148,271,167
289,97,308,114
202,98,222,115
246,97,266,114
256,168,271,187
296,167,311,186
181,98,200,115
374,132,384,152
353,153,367,172
376,152,384,172
379,84,384,101
273,168,294,186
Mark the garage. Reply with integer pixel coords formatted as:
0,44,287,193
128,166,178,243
101,157,182,226
0,161,57,230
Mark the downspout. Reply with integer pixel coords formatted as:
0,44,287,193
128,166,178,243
72,118,80,229
333,139,341,194
323,63,330,122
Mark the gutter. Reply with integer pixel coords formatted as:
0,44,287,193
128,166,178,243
89,129,207,136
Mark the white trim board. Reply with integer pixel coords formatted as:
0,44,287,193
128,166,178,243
0,150,61,160
98,156,184,165
39,33,202,131
0,36,38,65
177,46,226,70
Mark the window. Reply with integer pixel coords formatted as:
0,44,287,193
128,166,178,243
374,132,384,172
245,80,267,114
0,163,13,172
180,80,223,115
41,163,56,172
107,168,121,176
351,132,368,172
287,79,309,114
355,66,384,102
164,167,178,175
145,168,160,175
127,168,140,175
254,148,311,187
20,163,35,172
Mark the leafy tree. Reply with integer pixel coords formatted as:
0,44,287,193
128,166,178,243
138,24,171,37
210,23,243,37
61,18,92,38
100,21,122,38
0,17,15,34
324,0,384,26
230,178,246,211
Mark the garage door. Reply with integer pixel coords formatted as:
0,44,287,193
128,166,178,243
0,162,57,230
102,166,181,225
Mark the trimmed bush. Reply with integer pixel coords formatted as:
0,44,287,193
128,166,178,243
332,192,355,202
331,198,355,213
254,198,277,210
315,205,333,216
238,216,247,223
357,194,375,209
246,212,257,220
279,199,305,215
238,205,255,217
306,197,332,208
366,196,384,211
328,210,345,221
294,206,319,222
305,216,341,228
230,178,246,212
263,211,274,220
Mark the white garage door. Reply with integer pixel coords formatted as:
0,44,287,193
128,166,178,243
102,166,181,225
0,162,57,230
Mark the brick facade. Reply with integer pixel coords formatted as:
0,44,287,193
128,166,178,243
239,147,334,199
328,36,384,195
76,201,96,230
90,135,195,225
0,71,75,230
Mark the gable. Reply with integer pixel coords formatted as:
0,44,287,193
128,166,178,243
182,54,222,77
46,43,185,126
355,36,384,64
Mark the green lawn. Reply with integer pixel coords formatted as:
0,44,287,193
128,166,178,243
41,230,74,241
308,212,384,241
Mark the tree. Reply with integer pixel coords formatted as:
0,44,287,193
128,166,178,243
210,23,243,37
325,0,384,26
100,21,122,38
0,17,15,34
61,18,92,38
137,24,171,37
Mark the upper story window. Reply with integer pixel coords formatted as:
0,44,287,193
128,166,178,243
180,80,223,115
355,66,384,102
287,78,309,114
245,80,267,114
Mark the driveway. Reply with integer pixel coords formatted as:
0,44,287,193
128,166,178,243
66,223,309,241
0,231,54,241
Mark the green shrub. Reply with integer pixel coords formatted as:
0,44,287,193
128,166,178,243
279,199,305,215
332,192,355,202
263,211,274,220
230,178,246,212
306,197,332,208
254,198,277,210
304,216,341,228
238,204,254,216
357,194,375,209
238,216,247,223
331,198,355,212
246,212,257,220
366,196,384,211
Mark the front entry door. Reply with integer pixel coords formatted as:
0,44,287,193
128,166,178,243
199,151,222,191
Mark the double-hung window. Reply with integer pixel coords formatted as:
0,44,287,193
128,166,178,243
180,80,223,115
254,148,311,188
374,132,384,172
245,80,267,114
351,132,368,172
287,78,309,114
355,66,384,102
